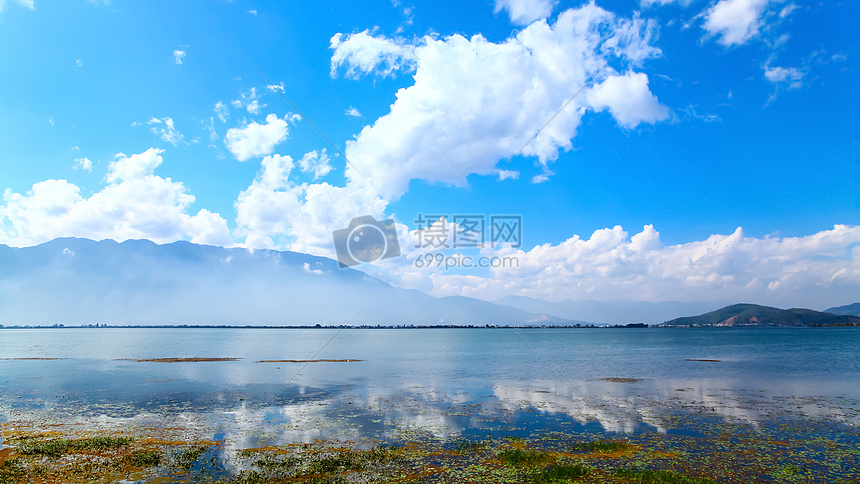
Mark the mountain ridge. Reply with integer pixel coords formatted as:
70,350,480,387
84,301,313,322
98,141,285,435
825,302,860,317
0,237,572,326
660,303,860,327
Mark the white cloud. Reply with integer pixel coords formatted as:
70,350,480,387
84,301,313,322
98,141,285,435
73,157,92,171
762,63,806,104
586,71,670,128
702,0,770,47
234,154,386,253
640,0,693,6
330,30,417,79
345,106,362,117
0,0,34,12
336,5,664,200
104,148,163,183
224,114,290,161
185,208,233,246
248,9,257,15
370,224,860,309
0,148,232,247
75,58,83,68
303,262,324,275
147,117,184,145
231,87,266,114
266,82,285,93
498,170,519,180
531,173,549,183
173,50,186,64
763,65,803,87
47,116,54,126
246,100,262,115
298,149,333,180
214,101,228,122
778,2,798,19
494,0,556,25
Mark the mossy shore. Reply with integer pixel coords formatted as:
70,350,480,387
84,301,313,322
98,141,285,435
1,416,858,484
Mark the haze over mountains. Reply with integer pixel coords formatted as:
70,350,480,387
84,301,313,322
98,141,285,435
496,296,729,326
0,238,856,327
0,238,574,326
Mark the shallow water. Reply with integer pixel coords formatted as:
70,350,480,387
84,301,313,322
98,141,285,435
1,327,858,446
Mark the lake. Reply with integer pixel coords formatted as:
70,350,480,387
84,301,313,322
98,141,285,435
1,327,859,483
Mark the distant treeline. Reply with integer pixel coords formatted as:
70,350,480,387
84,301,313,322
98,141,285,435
0,323,649,329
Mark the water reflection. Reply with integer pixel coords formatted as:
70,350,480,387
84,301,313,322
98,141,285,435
2,328,859,452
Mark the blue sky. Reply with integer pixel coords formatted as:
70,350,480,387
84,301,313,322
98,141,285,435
0,0,857,308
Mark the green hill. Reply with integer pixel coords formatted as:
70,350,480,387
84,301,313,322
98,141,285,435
661,303,860,327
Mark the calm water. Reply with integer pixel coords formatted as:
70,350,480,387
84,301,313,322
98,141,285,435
1,327,859,447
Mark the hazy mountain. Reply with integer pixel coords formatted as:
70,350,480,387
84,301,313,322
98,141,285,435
825,302,860,317
660,303,860,327
495,295,726,325
0,238,570,326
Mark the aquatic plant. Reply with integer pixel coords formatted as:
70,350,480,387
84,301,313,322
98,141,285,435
570,440,631,453
18,436,133,457
614,468,721,484
531,463,591,482
127,450,161,467
453,439,488,454
171,445,209,469
497,448,553,466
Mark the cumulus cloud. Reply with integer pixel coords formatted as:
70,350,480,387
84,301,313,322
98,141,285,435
330,30,417,79
494,0,556,25
234,153,386,253
586,71,670,128
224,114,290,161
702,0,770,47
345,106,362,117
0,148,232,247
368,223,860,309
173,50,186,64
335,4,665,200
298,149,333,180
147,117,184,145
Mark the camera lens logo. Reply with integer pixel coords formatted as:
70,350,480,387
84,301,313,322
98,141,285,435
332,215,401,268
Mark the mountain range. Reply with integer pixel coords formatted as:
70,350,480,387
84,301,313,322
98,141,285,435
0,238,572,326
1,238,856,328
